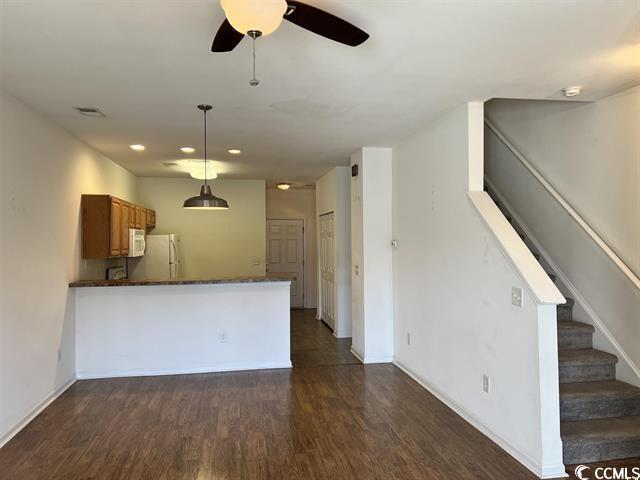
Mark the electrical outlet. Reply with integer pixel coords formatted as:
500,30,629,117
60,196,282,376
483,374,490,394
407,332,411,345
219,331,228,343
511,287,523,308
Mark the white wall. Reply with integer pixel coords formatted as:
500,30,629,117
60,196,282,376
486,87,640,277
137,177,266,278
266,187,317,308
316,167,351,336
0,90,138,446
351,148,394,363
485,88,640,385
392,103,564,478
75,282,291,378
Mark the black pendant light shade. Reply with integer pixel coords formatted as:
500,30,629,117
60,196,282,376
183,185,229,210
183,104,229,210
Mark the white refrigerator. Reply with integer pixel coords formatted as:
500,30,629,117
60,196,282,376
130,234,181,280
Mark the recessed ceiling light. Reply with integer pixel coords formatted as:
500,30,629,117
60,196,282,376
562,86,582,97
180,147,195,154
277,183,291,190
228,149,242,155
129,144,146,152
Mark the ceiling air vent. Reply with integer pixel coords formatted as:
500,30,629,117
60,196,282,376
74,107,105,117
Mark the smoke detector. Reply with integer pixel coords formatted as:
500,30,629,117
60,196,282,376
562,86,582,97
74,106,106,117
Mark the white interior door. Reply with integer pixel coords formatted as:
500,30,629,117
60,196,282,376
319,213,336,330
267,219,304,308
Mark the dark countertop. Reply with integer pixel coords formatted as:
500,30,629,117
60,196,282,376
69,276,293,288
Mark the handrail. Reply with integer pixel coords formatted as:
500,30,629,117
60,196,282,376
485,118,640,291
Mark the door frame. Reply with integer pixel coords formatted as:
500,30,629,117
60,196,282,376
266,218,305,309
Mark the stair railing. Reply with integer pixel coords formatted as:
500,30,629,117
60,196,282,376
484,118,640,292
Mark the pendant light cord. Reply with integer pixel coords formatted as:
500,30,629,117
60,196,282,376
203,107,208,187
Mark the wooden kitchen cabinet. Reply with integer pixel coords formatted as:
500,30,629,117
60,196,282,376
81,195,155,259
146,209,156,229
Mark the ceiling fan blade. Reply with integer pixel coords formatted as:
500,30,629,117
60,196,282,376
212,19,244,52
284,1,369,47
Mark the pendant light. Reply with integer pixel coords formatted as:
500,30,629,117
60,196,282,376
183,104,229,210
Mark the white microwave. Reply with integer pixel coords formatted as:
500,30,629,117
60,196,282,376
128,229,146,257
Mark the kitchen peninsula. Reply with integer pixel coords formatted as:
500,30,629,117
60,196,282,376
70,276,292,379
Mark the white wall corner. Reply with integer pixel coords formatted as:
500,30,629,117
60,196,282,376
467,101,485,192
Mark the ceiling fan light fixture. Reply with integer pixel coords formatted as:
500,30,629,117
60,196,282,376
220,0,287,36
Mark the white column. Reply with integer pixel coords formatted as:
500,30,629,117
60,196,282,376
351,147,394,362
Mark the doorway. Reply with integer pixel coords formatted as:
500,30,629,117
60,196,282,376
267,219,304,308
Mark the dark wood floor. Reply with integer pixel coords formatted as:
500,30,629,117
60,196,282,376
290,308,360,367
1,310,636,479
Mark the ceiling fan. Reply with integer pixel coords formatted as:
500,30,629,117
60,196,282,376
211,0,369,85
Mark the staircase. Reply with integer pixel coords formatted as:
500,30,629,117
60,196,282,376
487,187,640,466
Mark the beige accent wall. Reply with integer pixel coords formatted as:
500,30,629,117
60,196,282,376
136,177,266,279
0,90,138,444
266,187,317,308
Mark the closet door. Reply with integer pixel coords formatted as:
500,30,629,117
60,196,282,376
319,213,335,330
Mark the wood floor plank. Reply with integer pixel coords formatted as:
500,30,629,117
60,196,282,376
2,309,614,479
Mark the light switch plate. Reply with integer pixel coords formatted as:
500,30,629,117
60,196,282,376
511,287,523,307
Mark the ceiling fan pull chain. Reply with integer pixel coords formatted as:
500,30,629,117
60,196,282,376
250,34,259,86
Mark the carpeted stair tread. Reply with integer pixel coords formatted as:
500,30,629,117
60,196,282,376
558,321,595,334
561,381,640,421
559,349,618,366
561,416,640,463
562,415,640,440
561,381,640,400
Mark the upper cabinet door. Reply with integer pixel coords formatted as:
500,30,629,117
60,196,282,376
128,203,136,229
121,203,130,255
140,208,147,231
147,210,156,229
110,199,122,256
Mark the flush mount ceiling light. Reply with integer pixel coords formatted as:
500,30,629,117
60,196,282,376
183,105,229,210
228,149,242,155
213,1,369,86
184,159,218,180
277,182,291,190
562,86,582,97
129,144,146,152
180,147,196,154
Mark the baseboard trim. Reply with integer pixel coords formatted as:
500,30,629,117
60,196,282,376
393,359,568,479
350,346,365,363
77,361,293,380
0,377,76,449
485,177,640,387
349,346,392,364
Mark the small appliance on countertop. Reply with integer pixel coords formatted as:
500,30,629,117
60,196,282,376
106,266,127,280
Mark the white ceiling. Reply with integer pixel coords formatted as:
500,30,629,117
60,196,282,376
1,0,638,183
